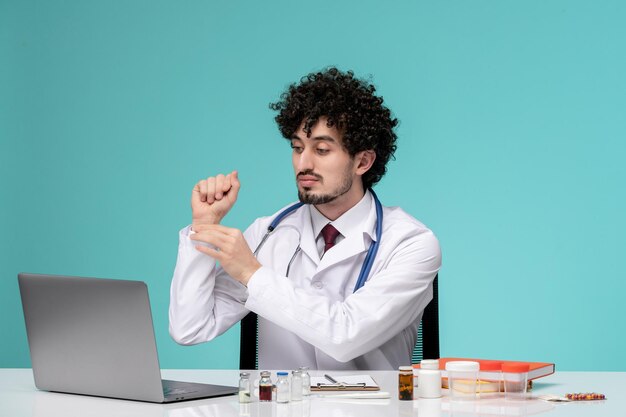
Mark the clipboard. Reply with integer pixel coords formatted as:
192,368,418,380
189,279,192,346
310,375,380,391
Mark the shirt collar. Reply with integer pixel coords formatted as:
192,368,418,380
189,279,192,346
309,190,374,240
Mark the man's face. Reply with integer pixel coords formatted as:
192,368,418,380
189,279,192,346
291,117,358,205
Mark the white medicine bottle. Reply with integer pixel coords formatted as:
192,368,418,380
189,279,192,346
299,367,311,396
238,372,251,403
291,370,303,401
276,372,290,403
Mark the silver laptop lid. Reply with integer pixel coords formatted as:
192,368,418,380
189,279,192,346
18,273,165,402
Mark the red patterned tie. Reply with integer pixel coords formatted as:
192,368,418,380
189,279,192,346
321,224,341,253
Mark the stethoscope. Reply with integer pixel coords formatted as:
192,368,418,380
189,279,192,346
253,190,383,293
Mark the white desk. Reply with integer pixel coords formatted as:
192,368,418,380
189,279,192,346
1,369,623,417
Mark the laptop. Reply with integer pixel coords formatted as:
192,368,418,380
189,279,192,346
18,273,238,403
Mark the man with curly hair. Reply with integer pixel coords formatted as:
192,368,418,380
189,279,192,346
169,68,441,370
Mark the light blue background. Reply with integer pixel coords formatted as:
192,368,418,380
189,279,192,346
2,0,625,370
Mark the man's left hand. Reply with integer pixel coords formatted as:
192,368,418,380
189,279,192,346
190,224,261,286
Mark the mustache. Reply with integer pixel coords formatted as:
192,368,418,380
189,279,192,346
296,170,323,180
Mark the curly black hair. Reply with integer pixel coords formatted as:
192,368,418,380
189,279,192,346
269,67,398,190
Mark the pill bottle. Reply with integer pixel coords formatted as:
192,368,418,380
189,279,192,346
478,360,502,398
416,359,440,394
299,367,311,396
238,372,251,403
399,366,414,400
445,361,479,400
291,369,303,401
418,369,442,399
276,372,290,403
502,362,530,400
259,371,273,402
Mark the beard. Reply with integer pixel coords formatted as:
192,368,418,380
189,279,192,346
297,167,353,205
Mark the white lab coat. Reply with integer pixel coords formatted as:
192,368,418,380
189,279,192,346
169,192,441,370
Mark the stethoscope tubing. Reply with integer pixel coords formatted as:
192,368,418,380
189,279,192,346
253,190,383,293
353,190,383,291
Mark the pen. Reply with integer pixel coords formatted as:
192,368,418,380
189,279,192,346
324,374,339,384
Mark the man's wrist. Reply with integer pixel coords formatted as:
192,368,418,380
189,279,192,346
239,264,262,287
192,217,220,231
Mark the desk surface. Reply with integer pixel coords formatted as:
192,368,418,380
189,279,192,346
1,369,623,417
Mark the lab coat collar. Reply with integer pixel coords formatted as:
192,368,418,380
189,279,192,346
277,203,320,265
275,190,378,270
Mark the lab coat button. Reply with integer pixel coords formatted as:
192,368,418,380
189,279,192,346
312,281,324,289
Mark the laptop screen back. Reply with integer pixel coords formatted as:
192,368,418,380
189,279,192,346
19,273,166,402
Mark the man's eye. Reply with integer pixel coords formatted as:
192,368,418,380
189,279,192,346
291,145,303,153
316,148,329,155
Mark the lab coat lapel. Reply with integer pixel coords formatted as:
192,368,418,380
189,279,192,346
316,233,367,273
283,205,320,265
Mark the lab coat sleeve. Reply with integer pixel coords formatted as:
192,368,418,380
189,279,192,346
245,225,441,363
168,224,263,345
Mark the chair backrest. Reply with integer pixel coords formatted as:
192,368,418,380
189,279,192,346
239,312,259,370
412,273,440,363
239,274,440,369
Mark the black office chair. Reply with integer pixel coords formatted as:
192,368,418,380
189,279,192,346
412,273,440,364
239,274,440,369
240,312,260,370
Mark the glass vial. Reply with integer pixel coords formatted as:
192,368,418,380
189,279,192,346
239,372,251,403
291,369,303,401
299,367,311,396
399,366,414,400
276,372,290,403
259,371,273,402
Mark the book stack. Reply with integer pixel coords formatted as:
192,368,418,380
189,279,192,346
414,357,555,390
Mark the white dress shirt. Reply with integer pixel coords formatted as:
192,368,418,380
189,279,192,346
169,190,441,370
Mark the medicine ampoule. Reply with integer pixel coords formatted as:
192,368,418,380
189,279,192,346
276,372,290,403
291,369,303,401
259,371,273,402
238,372,251,403
299,367,311,396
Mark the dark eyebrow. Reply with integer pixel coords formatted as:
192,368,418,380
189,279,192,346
290,134,337,143
311,135,337,143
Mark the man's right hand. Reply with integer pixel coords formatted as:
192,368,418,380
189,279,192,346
191,171,240,228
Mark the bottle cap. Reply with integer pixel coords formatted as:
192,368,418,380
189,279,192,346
445,361,480,372
240,372,250,377
277,372,288,376
501,362,530,373
399,366,413,372
420,359,440,370
260,371,271,377
480,361,503,371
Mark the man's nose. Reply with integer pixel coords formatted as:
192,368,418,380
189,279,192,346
295,149,314,171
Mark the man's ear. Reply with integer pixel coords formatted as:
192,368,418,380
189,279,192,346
354,150,376,175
